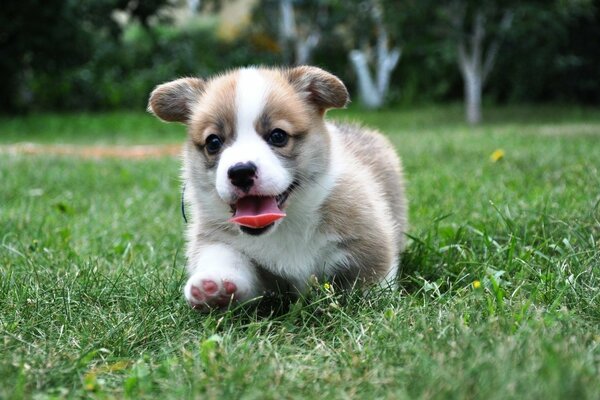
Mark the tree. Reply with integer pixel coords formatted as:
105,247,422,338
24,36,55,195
440,1,514,124
278,0,323,65
0,0,170,113
0,0,86,112
489,0,600,104
432,0,594,124
249,0,333,66
348,0,401,109
249,0,402,108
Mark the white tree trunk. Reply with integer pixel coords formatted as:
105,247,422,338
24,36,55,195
295,32,320,65
187,0,200,14
279,0,296,41
349,1,400,109
349,50,383,109
455,9,514,125
279,0,296,64
463,65,482,125
279,0,321,65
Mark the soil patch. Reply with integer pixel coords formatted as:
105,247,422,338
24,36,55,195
0,143,182,159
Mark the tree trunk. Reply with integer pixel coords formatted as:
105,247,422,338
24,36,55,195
349,50,385,109
187,0,200,13
348,1,400,109
279,0,321,65
462,10,483,125
279,0,296,64
454,8,514,125
464,68,482,125
295,32,320,65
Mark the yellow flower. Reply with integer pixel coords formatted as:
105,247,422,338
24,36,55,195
86,360,129,376
323,282,331,291
473,280,482,289
490,149,505,162
83,372,97,391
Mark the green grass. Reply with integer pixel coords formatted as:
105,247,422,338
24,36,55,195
2,104,600,144
1,106,599,399
0,112,183,144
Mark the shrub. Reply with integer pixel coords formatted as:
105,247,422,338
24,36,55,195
20,18,279,112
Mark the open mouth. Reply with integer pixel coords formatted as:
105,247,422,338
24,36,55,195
229,182,296,234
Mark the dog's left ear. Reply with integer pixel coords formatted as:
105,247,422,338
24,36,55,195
286,66,349,112
148,77,205,123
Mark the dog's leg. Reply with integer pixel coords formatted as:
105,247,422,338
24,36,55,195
184,243,263,311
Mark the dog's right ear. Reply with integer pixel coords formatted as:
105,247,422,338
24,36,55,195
148,78,205,123
285,66,349,113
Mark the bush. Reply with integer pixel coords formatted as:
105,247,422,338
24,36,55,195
18,18,279,112
4,1,599,113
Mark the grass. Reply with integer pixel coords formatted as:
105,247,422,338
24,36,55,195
1,105,599,399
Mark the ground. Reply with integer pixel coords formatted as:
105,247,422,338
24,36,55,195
1,105,599,399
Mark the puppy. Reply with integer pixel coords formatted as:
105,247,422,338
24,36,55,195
148,66,407,310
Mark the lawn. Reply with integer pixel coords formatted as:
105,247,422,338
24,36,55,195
1,105,599,399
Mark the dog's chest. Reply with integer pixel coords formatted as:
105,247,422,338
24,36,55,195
229,219,345,286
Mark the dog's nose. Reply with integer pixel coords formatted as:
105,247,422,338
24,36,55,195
228,162,257,192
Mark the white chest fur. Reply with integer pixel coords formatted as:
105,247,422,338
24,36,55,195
228,210,344,289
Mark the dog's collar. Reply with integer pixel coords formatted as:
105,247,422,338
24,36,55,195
181,183,188,223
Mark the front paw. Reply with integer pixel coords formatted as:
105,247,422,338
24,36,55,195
184,273,254,312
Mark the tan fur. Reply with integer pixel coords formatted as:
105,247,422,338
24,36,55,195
188,72,239,147
332,122,408,250
148,77,205,123
285,66,349,111
320,123,407,286
256,69,318,161
261,69,314,135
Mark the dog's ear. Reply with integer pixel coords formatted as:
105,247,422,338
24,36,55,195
286,66,349,112
148,78,205,123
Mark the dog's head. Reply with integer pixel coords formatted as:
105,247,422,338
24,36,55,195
148,66,348,236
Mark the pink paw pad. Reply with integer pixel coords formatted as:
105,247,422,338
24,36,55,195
223,281,237,295
202,280,218,294
188,279,240,310
190,285,206,301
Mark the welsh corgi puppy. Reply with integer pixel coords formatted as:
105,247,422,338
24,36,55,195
148,66,407,310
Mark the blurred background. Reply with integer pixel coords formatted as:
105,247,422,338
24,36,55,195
1,0,599,124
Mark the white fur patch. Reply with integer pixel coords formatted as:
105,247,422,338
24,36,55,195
215,68,292,203
382,257,399,289
236,68,268,136
184,243,262,303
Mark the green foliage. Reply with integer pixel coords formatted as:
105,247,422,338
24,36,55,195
0,0,172,112
1,1,599,112
490,0,600,103
18,19,278,112
1,107,599,397
1,1,278,113
0,0,90,111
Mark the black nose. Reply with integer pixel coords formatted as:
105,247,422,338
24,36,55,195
228,162,257,192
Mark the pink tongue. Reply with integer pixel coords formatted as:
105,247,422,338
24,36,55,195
229,196,286,228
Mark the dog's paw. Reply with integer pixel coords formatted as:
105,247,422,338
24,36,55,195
183,243,262,311
184,272,256,311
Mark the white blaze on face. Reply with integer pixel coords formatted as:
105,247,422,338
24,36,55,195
215,68,292,203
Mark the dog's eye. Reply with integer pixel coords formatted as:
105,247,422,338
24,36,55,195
205,134,223,154
267,128,289,147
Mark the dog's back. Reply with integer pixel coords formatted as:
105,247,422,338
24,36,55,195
318,122,407,287
333,122,407,249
